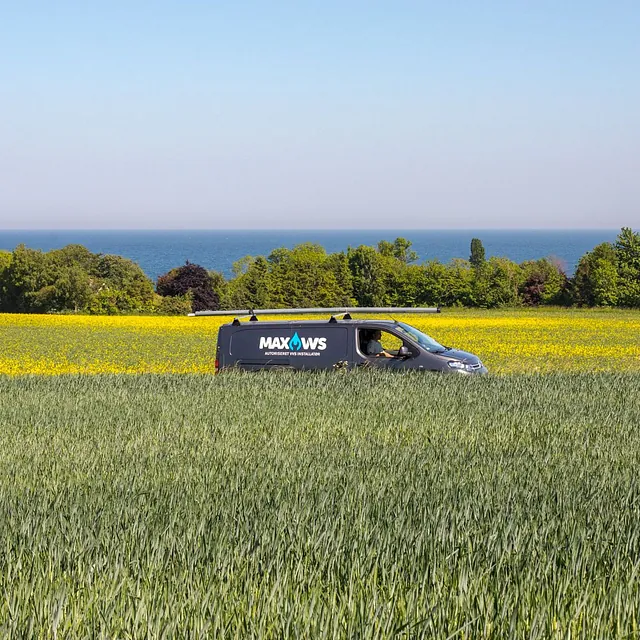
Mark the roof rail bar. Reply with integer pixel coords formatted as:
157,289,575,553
189,306,441,317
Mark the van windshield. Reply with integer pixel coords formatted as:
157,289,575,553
395,322,446,353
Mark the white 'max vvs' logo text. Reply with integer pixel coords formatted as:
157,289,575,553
259,332,327,351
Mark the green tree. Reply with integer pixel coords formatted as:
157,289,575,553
92,254,155,312
392,264,428,307
416,260,450,307
2,244,101,313
615,227,640,307
0,250,10,272
224,256,271,310
208,270,227,305
474,257,522,308
377,237,418,263
440,259,475,307
592,258,620,306
347,245,389,306
267,244,352,308
325,252,354,304
0,250,12,311
53,265,93,312
469,238,486,270
3,245,53,312
49,244,97,272
571,243,618,306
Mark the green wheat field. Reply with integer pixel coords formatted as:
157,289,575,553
1,371,640,638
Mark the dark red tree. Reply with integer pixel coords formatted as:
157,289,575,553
156,262,220,312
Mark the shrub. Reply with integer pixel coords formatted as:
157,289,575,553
156,262,220,312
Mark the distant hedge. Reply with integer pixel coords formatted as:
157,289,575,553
1,227,638,314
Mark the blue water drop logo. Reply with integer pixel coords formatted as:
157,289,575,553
290,332,302,351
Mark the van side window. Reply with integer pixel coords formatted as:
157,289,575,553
358,329,405,358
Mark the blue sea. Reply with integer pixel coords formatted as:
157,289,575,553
0,229,620,281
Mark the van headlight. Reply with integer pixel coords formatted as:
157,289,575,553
447,360,474,372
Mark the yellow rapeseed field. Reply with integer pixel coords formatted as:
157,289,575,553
1,309,639,375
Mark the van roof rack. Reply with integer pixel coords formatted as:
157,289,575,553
189,306,441,323
231,313,259,326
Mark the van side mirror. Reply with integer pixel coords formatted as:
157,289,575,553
397,346,410,358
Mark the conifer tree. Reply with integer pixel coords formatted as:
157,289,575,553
469,238,486,269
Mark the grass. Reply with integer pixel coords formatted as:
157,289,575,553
1,371,640,637
1,307,640,374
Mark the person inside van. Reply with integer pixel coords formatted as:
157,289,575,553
366,330,394,358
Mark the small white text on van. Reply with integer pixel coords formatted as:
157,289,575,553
259,336,327,351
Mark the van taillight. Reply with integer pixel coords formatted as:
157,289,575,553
215,358,219,373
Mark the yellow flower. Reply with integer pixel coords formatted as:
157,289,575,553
1,309,639,376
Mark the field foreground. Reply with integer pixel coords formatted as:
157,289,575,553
1,371,640,637
1,308,640,375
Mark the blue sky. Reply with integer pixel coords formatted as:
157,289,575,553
1,1,638,229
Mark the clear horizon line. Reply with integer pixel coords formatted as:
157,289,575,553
0,226,626,233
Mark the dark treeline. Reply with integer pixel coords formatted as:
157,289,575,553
0,228,639,314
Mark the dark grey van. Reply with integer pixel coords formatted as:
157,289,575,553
193,308,487,375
